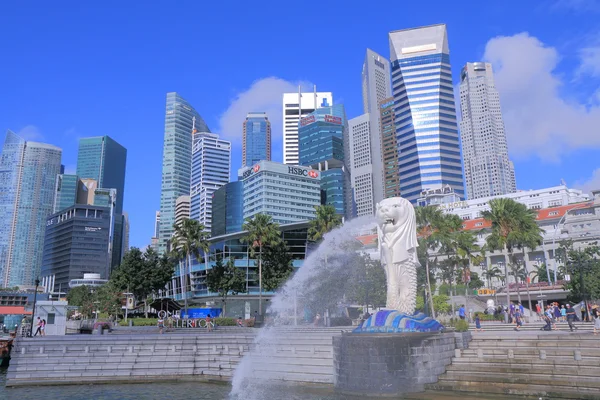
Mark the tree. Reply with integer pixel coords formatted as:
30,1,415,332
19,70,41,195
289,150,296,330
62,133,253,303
482,265,504,287
307,205,342,242
206,257,246,315
435,213,465,314
347,253,387,313
96,282,123,317
66,285,94,318
481,198,540,308
111,247,176,316
260,240,294,292
531,263,549,283
469,271,485,290
415,205,445,317
433,295,452,314
242,214,281,315
171,218,210,316
561,242,600,305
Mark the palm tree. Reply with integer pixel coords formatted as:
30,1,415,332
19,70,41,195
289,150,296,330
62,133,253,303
481,198,539,309
242,214,281,316
308,205,342,242
436,214,464,314
171,218,210,316
415,205,445,318
515,227,544,317
482,266,503,288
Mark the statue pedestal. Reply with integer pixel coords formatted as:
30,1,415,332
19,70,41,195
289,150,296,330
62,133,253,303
333,332,470,396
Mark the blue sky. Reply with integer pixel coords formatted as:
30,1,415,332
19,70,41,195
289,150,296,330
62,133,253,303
2,0,600,249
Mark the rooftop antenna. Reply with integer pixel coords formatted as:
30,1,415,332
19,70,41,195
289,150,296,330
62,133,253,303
192,116,197,134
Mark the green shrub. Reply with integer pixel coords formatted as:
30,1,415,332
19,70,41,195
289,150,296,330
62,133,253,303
455,319,469,332
118,318,158,327
214,317,236,326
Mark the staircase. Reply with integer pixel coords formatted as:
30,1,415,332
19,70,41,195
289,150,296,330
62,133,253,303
428,332,600,399
6,327,344,387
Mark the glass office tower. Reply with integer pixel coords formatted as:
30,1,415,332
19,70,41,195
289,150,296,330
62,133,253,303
388,24,465,202
211,181,244,237
0,130,62,287
242,112,271,167
159,92,210,253
298,104,353,219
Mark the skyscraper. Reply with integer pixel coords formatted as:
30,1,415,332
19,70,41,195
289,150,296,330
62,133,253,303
190,131,231,232
53,174,90,213
41,204,112,293
76,136,127,214
76,135,127,269
282,88,333,165
348,49,392,216
243,112,271,167
298,104,353,220
211,181,244,237
388,24,465,202
459,62,516,199
123,211,130,254
0,130,62,287
379,98,401,198
175,195,190,228
159,92,210,253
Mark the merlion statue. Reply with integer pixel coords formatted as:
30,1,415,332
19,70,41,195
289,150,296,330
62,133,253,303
353,196,443,333
376,197,419,315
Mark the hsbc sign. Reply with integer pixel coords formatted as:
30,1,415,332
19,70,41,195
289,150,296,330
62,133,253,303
288,166,319,178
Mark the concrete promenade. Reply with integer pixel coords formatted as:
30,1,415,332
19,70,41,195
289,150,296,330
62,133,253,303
6,326,343,387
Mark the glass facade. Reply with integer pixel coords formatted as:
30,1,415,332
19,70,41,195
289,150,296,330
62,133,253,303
53,174,80,213
243,112,271,167
389,24,465,203
379,98,401,198
242,161,321,225
0,130,62,287
298,105,353,219
41,205,111,293
76,136,127,214
190,132,230,232
159,93,210,253
211,181,244,237
166,222,310,302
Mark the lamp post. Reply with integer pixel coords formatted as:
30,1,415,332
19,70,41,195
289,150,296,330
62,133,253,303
29,278,40,337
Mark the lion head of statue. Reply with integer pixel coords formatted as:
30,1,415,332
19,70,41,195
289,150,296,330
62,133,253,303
375,197,414,233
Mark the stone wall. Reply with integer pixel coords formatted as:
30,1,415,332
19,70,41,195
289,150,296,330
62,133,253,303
333,332,470,396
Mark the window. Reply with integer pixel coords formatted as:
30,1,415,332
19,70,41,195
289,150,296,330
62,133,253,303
548,211,559,216
47,313,55,324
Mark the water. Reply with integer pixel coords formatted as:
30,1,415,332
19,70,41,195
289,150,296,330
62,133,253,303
230,217,377,398
0,368,515,400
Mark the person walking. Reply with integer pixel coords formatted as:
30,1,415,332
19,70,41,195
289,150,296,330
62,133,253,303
566,304,578,332
206,313,213,332
536,303,542,318
459,305,466,320
157,316,164,334
514,309,522,331
41,319,46,337
553,304,561,328
33,317,42,337
593,309,600,336
560,305,567,322
475,313,483,332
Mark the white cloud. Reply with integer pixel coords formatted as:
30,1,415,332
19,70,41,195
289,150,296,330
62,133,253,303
573,168,600,195
578,43,600,78
484,33,600,161
552,0,600,12
17,125,44,141
217,77,312,143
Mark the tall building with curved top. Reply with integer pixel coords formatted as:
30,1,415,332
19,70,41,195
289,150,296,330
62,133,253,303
388,24,465,202
243,112,271,167
159,92,210,253
459,62,516,200
0,130,62,287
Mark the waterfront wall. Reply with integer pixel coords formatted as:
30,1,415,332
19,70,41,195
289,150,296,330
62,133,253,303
6,328,342,387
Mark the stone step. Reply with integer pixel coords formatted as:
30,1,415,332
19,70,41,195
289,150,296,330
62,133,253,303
452,356,600,367
441,369,600,388
246,371,333,384
461,348,600,358
446,362,600,377
427,380,600,399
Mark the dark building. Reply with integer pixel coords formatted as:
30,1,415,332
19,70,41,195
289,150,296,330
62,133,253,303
211,181,244,237
41,204,111,293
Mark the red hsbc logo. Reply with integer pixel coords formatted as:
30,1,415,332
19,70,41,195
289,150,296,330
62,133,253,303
308,170,319,178
253,164,260,173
